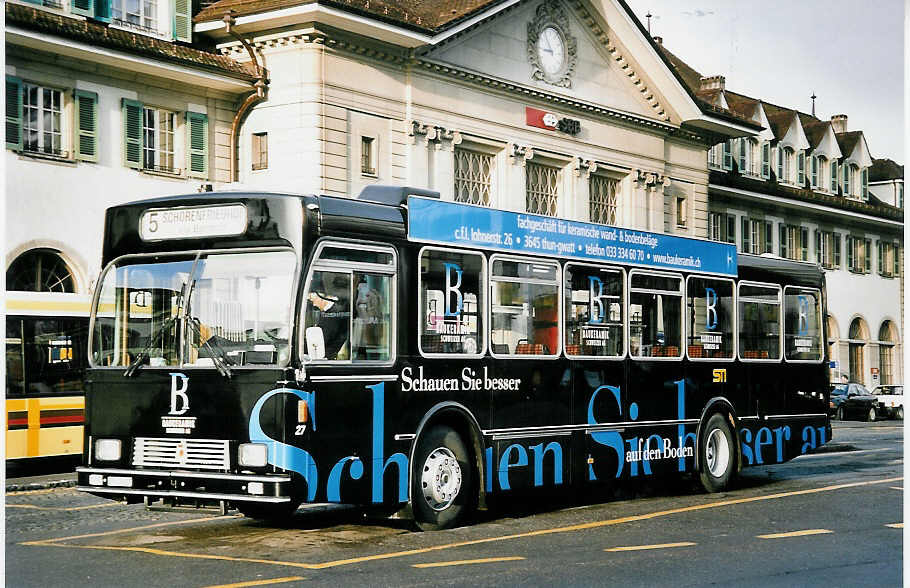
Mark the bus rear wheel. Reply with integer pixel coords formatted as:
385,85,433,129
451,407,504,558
698,413,736,493
237,500,301,521
412,425,474,531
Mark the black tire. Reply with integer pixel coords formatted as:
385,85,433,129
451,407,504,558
237,500,300,521
867,407,877,422
411,425,474,531
895,406,904,421
698,413,737,493
836,406,845,421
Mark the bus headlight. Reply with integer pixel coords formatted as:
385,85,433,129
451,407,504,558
238,443,268,467
94,439,122,462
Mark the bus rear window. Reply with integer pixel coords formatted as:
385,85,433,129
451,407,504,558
564,264,623,357
419,249,484,356
738,282,781,360
784,287,822,361
490,258,559,357
686,277,734,360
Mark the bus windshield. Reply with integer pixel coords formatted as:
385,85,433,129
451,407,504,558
91,249,296,369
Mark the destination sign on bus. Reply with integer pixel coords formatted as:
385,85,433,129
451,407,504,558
139,204,247,241
407,197,737,276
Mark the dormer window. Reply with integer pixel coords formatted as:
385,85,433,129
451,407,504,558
776,147,783,180
830,161,838,193
810,155,817,187
797,151,805,186
783,147,794,184
861,168,869,200
761,142,770,179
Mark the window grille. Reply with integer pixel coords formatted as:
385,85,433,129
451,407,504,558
589,174,618,224
526,162,560,217
6,249,75,292
361,137,376,175
252,132,268,170
454,147,493,206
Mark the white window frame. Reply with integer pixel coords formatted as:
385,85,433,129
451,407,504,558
628,269,684,361
736,281,782,363
563,262,626,361
112,0,158,33
299,238,398,367
142,106,176,173
22,83,64,156
685,275,736,363
488,254,561,360
783,286,824,364
417,246,487,359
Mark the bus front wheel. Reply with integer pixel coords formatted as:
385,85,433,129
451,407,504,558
698,413,736,493
411,425,474,531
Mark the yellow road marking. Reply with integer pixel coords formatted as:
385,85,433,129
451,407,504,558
886,523,903,529
757,529,832,539
890,487,903,491
7,503,117,512
605,542,696,552
22,476,902,571
203,576,304,587
412,556,524,568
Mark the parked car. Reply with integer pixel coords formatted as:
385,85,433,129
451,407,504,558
836,383,880,421
828,384,849,417
871,384,903,420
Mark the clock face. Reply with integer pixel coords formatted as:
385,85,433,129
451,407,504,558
537,26,565,75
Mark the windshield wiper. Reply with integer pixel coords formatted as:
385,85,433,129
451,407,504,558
185,315,233,379
123,314,178,377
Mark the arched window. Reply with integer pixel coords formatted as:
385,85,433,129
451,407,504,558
848,317,869,385
879,321,899,385
783,147,794,183
6,249,75,292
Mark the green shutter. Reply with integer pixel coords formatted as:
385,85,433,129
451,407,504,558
94,0,111,22
186,112,208,178
122,98,143,169
834,234,841,268
846,237,853,270
75,90,99,162
174,0,192,42
864,239,872,272
71,0,94,18
894,244,900,276
6,76,23,151
741,218,749,253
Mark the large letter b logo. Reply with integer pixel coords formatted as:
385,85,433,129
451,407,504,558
169,372,189,415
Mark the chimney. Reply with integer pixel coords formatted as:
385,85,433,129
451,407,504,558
699,75,725,92
831,114,848,134
653,36,663,45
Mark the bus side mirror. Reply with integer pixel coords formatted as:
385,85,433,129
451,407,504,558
305,327,326,360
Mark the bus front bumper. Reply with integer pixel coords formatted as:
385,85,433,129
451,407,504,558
76,466,294,503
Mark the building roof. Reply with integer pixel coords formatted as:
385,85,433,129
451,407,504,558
195,0,501,33
6,3,257,81
765,110,794,141
710,169,902,222
723,92,758,121
836,131,863,161
801,119,830,151
869,158,904,182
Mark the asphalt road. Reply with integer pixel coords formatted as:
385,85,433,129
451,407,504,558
6,421,903,587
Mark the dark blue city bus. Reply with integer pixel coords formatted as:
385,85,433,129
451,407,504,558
78,186,831,529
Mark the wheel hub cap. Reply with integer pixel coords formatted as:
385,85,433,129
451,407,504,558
706,428,730,478
421,447,462,511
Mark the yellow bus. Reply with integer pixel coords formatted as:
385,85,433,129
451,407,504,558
6,291,90,459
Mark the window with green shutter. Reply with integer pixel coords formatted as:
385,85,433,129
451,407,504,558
186,112,208,179
761,142,770,178
722,140,732,170
797,151,805,185
75,90,98,162
6,76,23,151
174,0,191,42
122,98,144,169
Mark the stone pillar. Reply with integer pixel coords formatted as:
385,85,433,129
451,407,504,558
574,157,597,223
506,143,534,213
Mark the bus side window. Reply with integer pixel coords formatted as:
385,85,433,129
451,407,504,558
419,249,485,356
6,318,25,395
783,286,822,361
738,283,781,361
302,242,396,364
563,263,624,358
629,271,683,358
686,277,735,360
490,257,559,357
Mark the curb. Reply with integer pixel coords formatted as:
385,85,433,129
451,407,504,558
6,478,77,493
